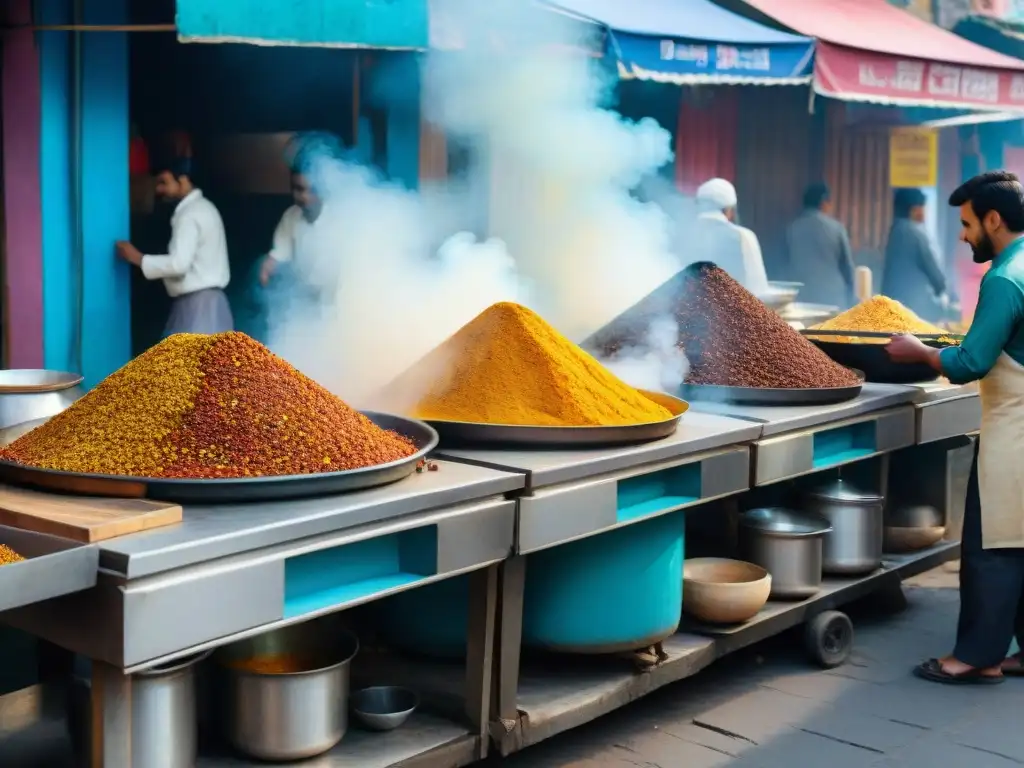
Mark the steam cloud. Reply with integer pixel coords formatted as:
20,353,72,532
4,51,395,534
266,0,686,404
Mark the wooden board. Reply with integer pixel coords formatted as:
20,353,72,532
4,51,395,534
0,485,182,542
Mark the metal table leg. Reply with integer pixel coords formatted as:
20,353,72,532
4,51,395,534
89,661,131,768
464,564,498,760
491,554,525,756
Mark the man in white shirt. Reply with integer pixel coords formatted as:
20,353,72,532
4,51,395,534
693,178,770,296
258,165,328,294
116,158,233,336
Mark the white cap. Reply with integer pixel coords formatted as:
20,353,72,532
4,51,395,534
696,178,738,210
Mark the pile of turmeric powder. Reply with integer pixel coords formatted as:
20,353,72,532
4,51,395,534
809,296,956,344
384,302,676,427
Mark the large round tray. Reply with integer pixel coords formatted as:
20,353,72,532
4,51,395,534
423,390,688,448
0,412,438,503
806,338,950,384
679,372,863,406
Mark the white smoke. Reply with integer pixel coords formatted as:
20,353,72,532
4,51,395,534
267,0,685,404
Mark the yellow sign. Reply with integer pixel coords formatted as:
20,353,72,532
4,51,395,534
890,127,938,188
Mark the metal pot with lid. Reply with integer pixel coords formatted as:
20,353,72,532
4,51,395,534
802,478,884,576
738,507,832,600
0,370,84,433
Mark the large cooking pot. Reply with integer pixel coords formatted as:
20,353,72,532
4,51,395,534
738,508,831,600
0,370,83,432
802,479,884,575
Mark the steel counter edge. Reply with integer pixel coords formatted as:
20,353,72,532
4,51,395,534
3,460,525,672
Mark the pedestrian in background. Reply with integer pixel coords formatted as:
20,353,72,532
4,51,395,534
881,187,948,322
785,182,855,309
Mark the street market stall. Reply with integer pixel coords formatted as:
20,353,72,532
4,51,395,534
0,310,977,767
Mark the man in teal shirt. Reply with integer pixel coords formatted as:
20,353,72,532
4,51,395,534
889,170,1024,685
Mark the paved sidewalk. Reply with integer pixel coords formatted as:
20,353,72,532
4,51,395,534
491,564,1024,768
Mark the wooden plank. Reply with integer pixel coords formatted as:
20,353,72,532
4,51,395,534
0,485,181,542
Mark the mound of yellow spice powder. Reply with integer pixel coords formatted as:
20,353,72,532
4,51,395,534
387,302,675,427
809,296,953,344
1,332,418,478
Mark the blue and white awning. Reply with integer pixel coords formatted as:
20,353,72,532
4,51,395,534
547,0,814,85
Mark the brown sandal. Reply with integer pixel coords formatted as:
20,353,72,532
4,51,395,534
914,658,1005,685
1002,653,1024,677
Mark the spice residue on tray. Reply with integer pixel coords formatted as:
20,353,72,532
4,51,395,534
808,296,956,344
226,654,315,675
1,332,418,478
589,262,860,389
0,545,24,565
382,302,674,427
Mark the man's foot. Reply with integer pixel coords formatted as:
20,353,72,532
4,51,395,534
1001,653,1024,676
914,657,1005,685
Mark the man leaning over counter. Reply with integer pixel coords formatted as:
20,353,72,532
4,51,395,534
887,170,1024,686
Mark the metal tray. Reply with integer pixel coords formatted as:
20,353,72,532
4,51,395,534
0,412,438,504
806,338,949,384
680,372,863,406
422,390,688,448
0,526,98,612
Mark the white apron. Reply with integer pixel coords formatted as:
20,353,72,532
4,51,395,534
978,352,1024,549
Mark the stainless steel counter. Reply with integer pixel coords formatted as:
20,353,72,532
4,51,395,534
6,461,524,671
688,383,917,437
901,379,981,444
689,385,919,486
439,413,759,554
98,460,523,579
437,411,760,489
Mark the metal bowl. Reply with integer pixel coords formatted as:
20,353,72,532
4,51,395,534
217,619,359,761
885,504,944,529
350,686,419,732
682,558,771,625
884,526,946,553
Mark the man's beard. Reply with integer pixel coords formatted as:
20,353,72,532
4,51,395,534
971,233,996,264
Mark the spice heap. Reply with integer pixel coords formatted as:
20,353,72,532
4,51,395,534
809,296,955,344
386,302,674,427
227,654,314,675
0,545,24,565
589,262,860,389
1,332,418,478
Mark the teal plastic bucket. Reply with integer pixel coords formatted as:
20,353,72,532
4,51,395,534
522,510,684,653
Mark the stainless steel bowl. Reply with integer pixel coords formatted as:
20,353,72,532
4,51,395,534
0,370,83,432
885,504,944,529
351,686,418,732
218,619,359,761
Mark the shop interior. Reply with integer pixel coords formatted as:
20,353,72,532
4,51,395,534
127,0,403,353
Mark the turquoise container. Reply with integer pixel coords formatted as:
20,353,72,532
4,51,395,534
522,510,685,653
376,510,685,658
375,576,470,659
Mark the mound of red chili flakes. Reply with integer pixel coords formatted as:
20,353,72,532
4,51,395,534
1,332,418,479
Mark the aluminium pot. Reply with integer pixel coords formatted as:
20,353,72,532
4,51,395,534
0,370,83,435
738,508,831,600
69,650,210,768
217,621,359,761
802,479,884,576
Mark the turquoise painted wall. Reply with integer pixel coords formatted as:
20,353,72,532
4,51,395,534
38,0,131,386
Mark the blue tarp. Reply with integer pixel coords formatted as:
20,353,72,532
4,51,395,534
548,0,814,84
176,0,429,50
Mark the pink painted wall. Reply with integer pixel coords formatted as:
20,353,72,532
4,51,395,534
1,0,45,368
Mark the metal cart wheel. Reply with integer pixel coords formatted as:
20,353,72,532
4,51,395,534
804,610,854,669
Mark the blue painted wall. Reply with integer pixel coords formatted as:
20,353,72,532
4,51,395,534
37,0,131,386
38,0,73,374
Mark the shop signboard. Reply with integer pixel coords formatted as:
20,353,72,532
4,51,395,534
889,127,938,188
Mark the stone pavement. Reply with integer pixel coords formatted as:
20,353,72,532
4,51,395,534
488,564,1024,768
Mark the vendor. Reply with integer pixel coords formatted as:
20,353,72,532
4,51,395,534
785,183,855,308
887,170,1024,686
881,188,948,322
258,161,324,291
115,157,233,336
693,178,769,295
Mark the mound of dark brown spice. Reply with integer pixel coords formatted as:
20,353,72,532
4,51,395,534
586,262,860,389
